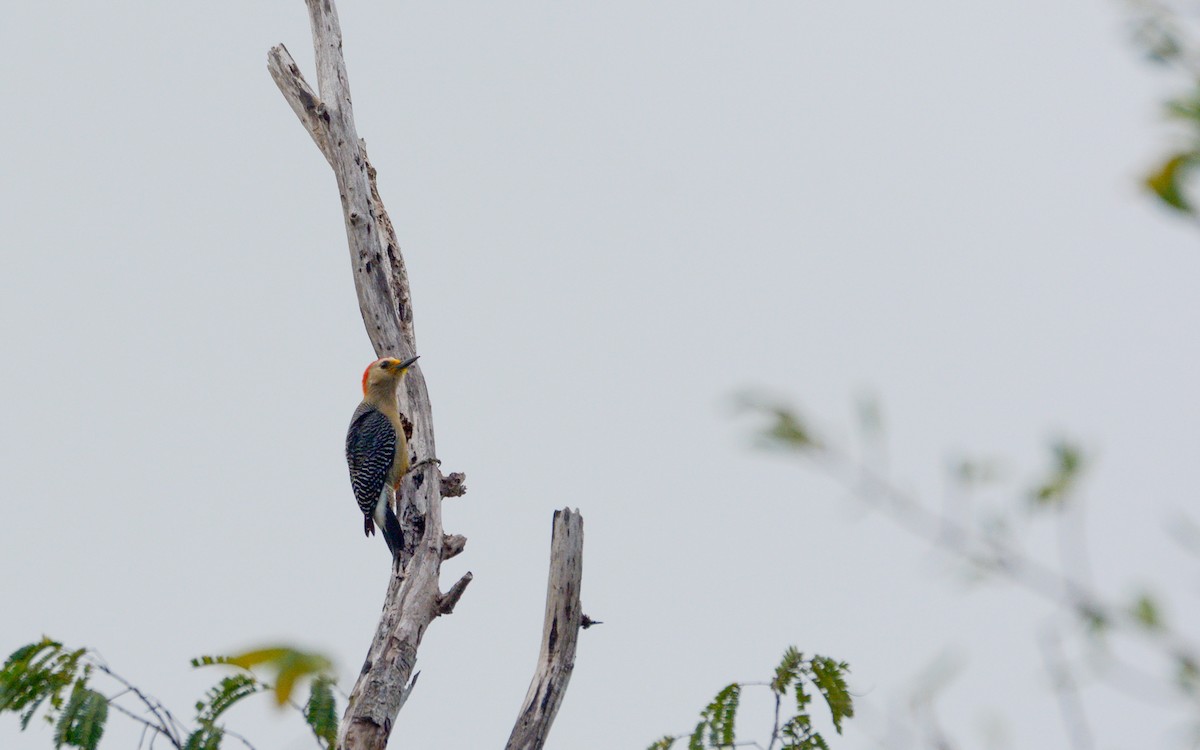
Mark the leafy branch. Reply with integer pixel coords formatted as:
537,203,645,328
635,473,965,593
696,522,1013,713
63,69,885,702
737,392,1200,744
649,647,854,750
1127,0,1200,217
0,639,339,750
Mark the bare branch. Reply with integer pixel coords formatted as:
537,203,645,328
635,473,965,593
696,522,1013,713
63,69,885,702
92,660,183,748
506,508,586,750
441,534,467,561
104,701,178,750
266,44,332,164
767,691,781,750
437,572,474,615
1038,627,1095,750
440,471,468,497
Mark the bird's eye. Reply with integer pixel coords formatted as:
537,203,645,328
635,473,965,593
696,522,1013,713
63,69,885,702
379,361,390,369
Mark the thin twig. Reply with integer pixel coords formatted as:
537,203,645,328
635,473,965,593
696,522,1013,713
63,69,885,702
222,727,260,750
814,446,1200,661
92,660,183,748
766,691,782,750
1038,626,1095,750
105,700,176,749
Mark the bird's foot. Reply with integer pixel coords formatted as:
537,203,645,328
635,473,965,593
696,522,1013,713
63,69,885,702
405,457,441,477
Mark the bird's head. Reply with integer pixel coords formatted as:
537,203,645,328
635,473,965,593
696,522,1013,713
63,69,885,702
362,355,419,395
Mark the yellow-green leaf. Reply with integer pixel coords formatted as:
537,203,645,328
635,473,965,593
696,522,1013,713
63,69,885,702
225,648,292,670
1146,152,1198,213
202,647,332,709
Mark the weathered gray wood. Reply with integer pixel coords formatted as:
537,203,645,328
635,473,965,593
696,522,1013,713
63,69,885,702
266,44,332,165
506,509,586,750
270,4,587,749
269,3,465,749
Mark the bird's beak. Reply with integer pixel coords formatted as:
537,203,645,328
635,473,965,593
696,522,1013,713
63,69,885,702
397,355,420,370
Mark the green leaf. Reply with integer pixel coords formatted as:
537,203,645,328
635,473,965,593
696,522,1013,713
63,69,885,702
808,734,831,750
195,675,260,726
793,672,812,714
304,676,339,749
780,714,825,750
184,724,224,750
687,683,740,749
197,646,332,708
711,684,739,747
1131,592,1164,630
189,655,232,668
765,408,816,449
809,656,854,734
1031,439,1085,508
772,648,805,694
223,649,292,671
1,639,61,714
1146,152,1199,213
658,647,853,748
0,639,87,730
52,682,107,750
4,640,61,669
735,393,821,451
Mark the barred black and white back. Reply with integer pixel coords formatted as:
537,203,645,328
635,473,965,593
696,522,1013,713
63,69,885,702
346,402,404,555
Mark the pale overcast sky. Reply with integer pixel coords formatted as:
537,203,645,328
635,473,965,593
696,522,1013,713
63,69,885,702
3,1,1199,749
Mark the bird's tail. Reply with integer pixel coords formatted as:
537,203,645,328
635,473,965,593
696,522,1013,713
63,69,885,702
382,504,405,558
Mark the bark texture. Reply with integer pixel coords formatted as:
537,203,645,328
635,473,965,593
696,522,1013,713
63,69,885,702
269,3,464,749
269,4,587,749
507,509,586,750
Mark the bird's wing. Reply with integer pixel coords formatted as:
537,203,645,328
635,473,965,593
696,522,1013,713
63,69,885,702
345,404,398,517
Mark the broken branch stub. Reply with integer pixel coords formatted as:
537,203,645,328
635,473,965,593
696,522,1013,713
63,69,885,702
506,508,586,750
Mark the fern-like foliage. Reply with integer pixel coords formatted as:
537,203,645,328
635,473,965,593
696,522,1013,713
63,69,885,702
184,723,224,750
0,638,104,748
3,636,342,750
780,713,830,750
689,683,740,749
304,675,339,749
53,681,108,750
191,644,340,748
809,657,853,733
653,646,853,750
195,674,261,727
189,655,233,668
197,645,332,707
179,672,263,749
772,647,805,694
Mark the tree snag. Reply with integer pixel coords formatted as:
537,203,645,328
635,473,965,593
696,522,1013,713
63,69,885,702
268,3,587,749
507,509,587,750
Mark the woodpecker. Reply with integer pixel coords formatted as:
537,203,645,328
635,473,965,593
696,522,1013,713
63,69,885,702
345,355,419,556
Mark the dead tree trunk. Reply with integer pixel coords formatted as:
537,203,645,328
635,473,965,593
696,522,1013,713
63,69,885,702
507,509,587,750
267,3,589,749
